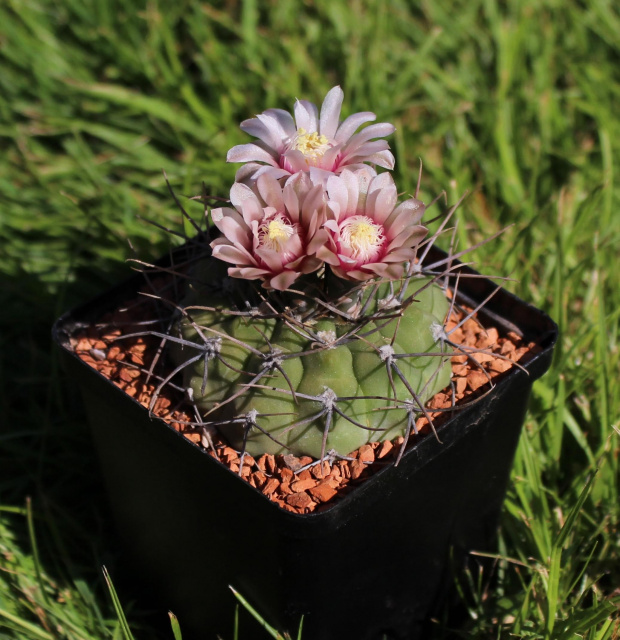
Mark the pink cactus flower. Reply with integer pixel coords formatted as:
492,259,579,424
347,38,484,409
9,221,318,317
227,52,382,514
316,168,428,282
210,173,329,291
227,86,396,184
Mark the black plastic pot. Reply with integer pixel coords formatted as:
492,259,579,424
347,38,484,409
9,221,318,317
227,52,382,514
53,247,557,640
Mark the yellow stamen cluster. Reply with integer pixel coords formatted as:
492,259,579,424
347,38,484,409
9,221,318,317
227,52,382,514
260,217,295,252
341,217,384,261
294,128,330,159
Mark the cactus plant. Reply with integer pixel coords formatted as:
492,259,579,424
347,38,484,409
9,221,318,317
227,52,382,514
156,87,474,458
160,86,489,462
173,265,452,459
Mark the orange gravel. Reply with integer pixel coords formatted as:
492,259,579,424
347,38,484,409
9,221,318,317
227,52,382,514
72,290,538,514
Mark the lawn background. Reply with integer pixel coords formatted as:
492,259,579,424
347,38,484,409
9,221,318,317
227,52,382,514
0,0,619,638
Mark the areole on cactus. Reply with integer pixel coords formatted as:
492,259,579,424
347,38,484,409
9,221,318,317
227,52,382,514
162,86,468,461
175,272,452,459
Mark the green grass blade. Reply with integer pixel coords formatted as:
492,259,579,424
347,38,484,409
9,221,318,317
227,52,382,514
102,566,136,640
25,497,49,608
228,586,287,640
168,611,183,640
0,608,54,640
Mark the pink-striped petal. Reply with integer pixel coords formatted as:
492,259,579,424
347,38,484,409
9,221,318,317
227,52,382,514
255,247,287,272
316,244,341,266
366,173,397,224
230,266,271,280
268,270,301,291
317,144,342,171
338,168,365,217
212,242,258,267
362,262,406,279
343,123,395,154
306,228,330,255
385,226,425,253
282,149,310,173
210,208,251,249
387,198,425,228
240,196,266,226
326,173,351,219
256,173,285,212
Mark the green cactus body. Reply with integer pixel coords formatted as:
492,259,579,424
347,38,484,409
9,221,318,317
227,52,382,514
173,270,452,459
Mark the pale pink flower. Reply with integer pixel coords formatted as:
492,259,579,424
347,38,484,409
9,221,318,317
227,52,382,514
316,168,428,281
227,86,396,184
210,173,328,291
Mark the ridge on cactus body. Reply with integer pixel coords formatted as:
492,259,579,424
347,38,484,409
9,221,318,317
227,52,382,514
172,259,452,459
167,86,461,460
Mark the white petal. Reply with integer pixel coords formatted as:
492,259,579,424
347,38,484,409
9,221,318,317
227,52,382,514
340,140,391,164
334,111,376,144
294,99,319,132
239,118,281,151
366,174,397,225
226,143,278,166
260,108,296,138
230,182,258,211
338,169,362,216
319,86,344,140
363,150,395,170
344,122,395,154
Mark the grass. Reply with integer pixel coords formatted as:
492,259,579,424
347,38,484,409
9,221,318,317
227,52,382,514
0,0,619,637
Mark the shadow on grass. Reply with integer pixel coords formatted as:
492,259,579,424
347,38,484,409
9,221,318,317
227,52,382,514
0,261,178,638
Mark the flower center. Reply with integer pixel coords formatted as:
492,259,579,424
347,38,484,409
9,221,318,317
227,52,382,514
294,128,330,159
340,216,385,262
259,215,296,252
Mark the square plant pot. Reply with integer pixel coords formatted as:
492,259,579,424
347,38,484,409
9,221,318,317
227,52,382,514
53,244,557,640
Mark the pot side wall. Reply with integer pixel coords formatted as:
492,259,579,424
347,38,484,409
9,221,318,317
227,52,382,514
60,341,537,640
53,244,557,640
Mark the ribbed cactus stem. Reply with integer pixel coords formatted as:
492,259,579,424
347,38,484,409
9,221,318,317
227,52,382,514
172,259,452,459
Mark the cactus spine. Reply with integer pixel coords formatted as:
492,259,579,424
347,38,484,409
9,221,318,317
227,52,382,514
173,263,452,459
